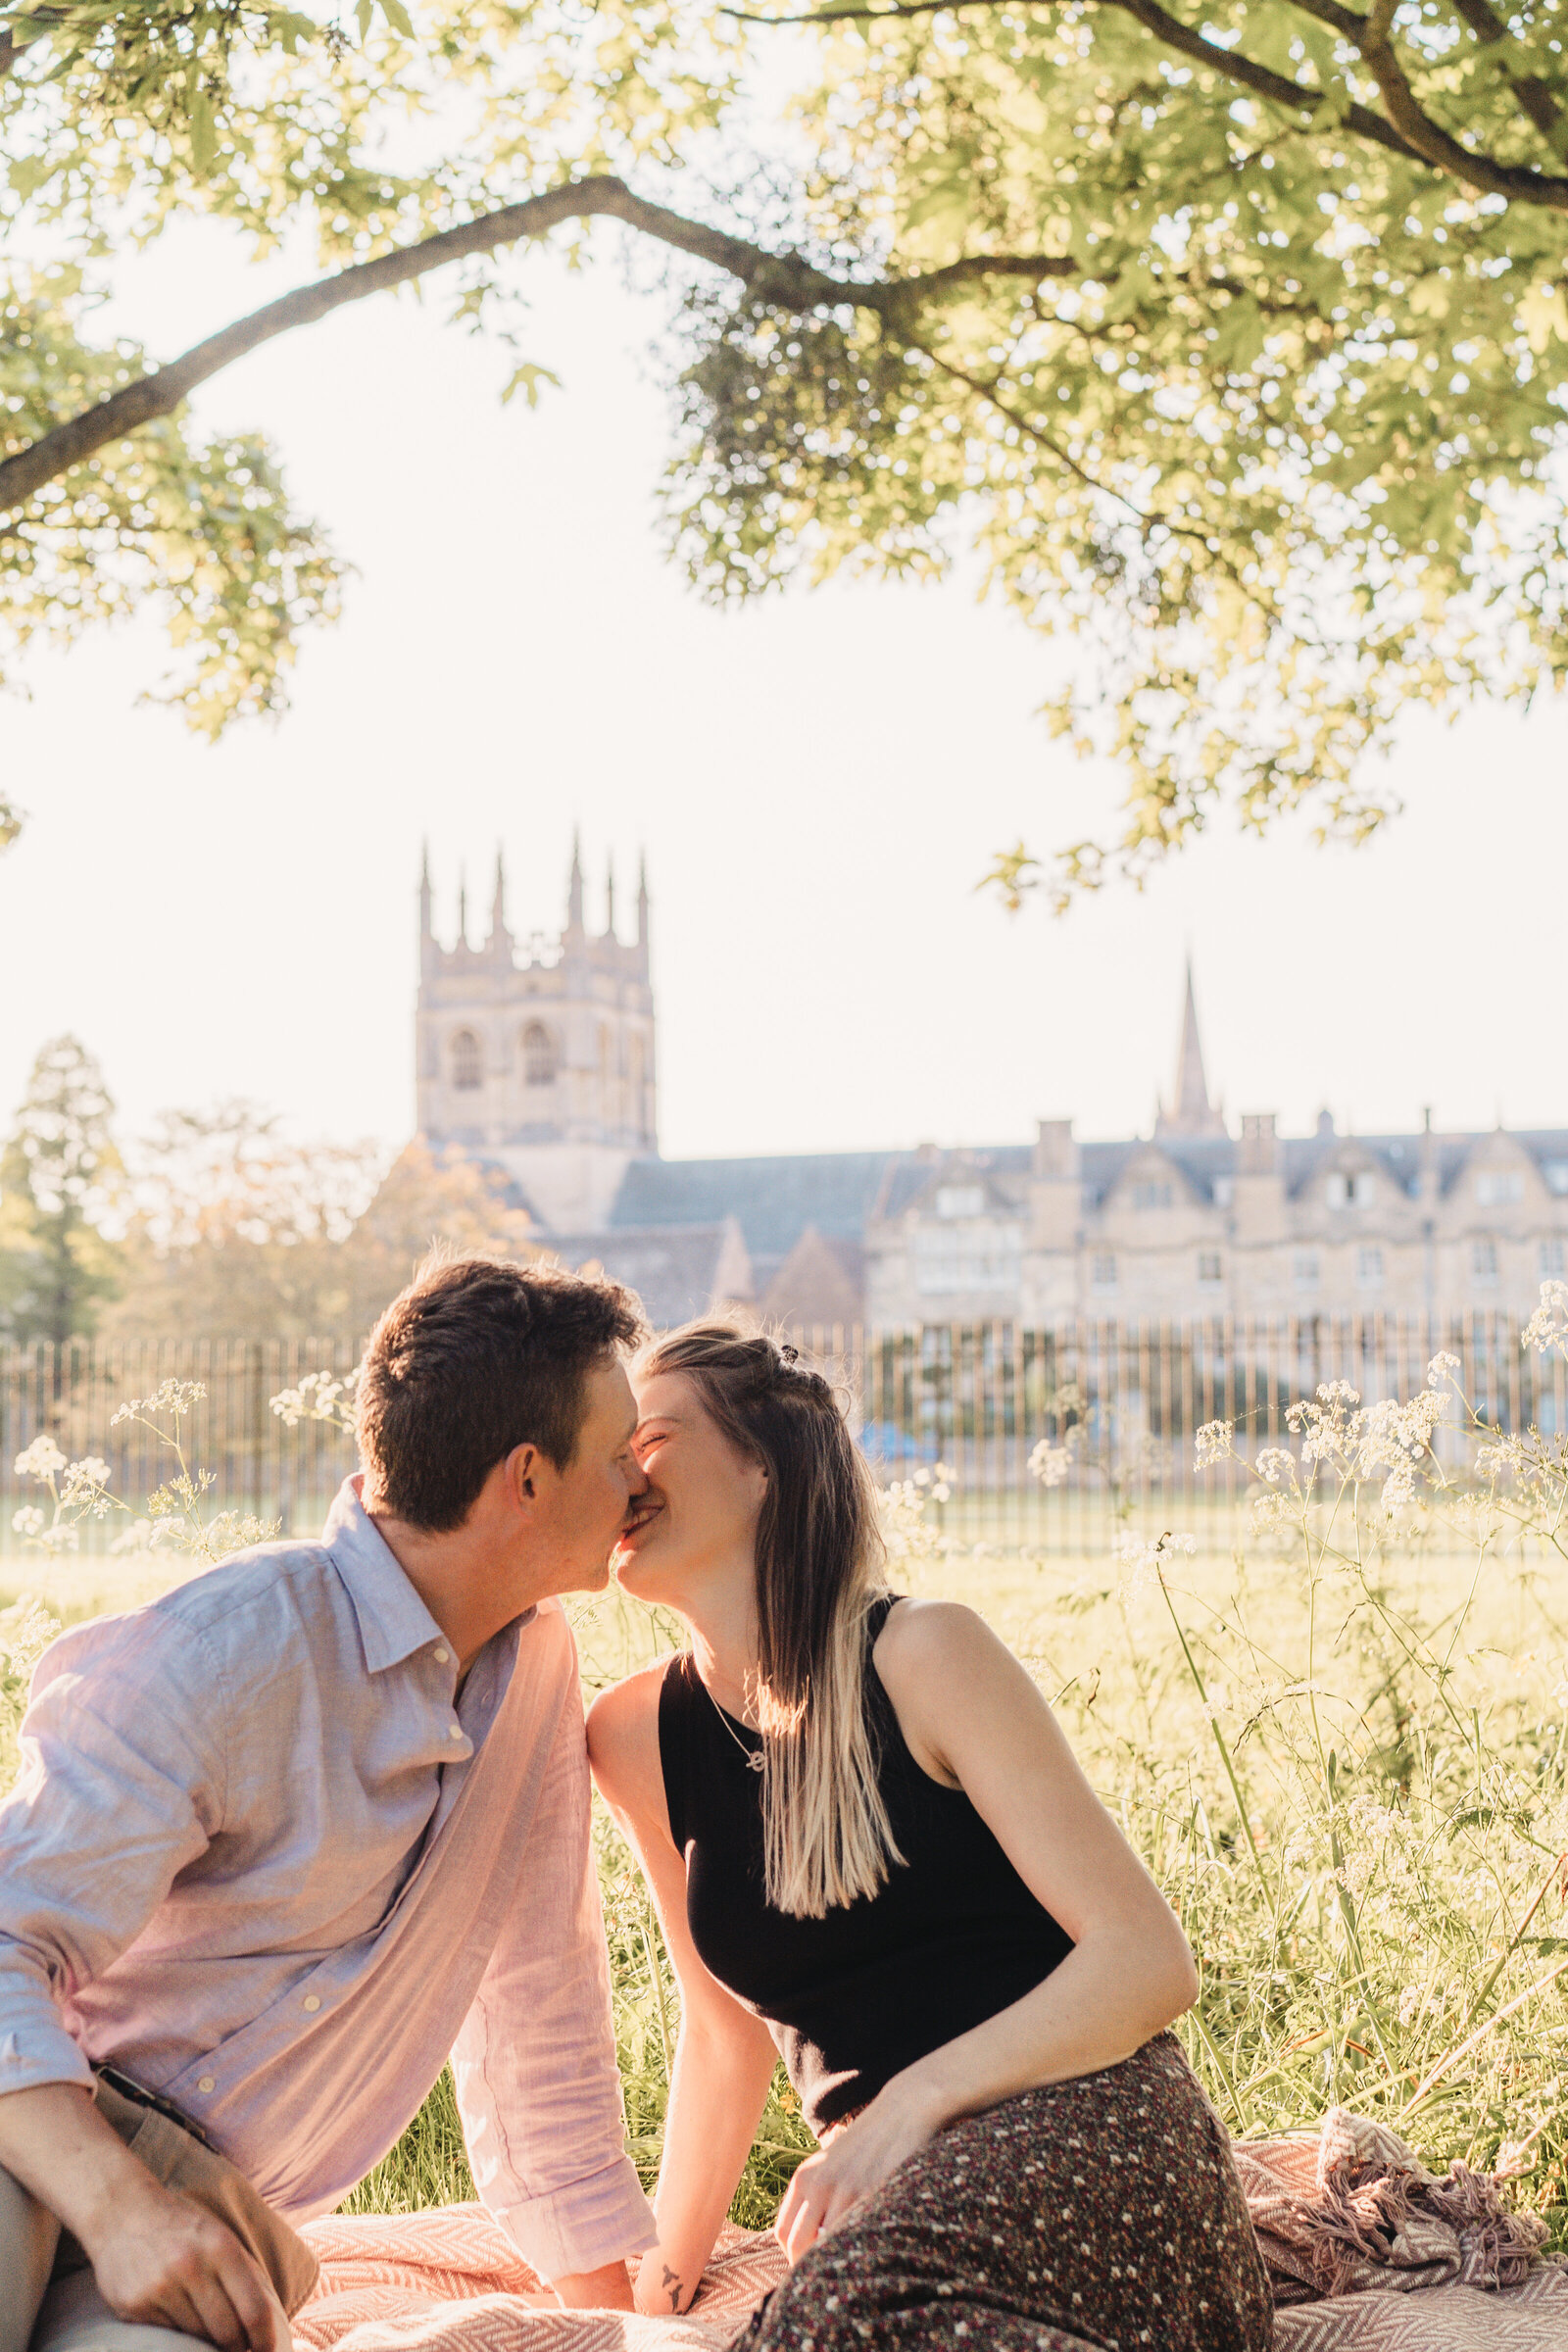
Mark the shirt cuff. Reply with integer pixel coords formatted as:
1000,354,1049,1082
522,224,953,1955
0,2018,95,2096
491,2151,657,2282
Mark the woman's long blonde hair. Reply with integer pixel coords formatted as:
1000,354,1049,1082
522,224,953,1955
642,1321,903,1919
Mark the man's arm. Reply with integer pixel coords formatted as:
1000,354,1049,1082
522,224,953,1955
450,1615,655,2307
0,2085,286,2352
0,1617,281,2351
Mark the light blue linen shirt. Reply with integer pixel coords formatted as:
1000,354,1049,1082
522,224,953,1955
0,1478,655,2280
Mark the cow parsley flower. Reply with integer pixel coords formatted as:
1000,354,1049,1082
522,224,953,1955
1253,1447,1297,1488
1521,1281,1568,1359
14,1437,66,1483
1194,1420,1234,1469
1028,1440,1074,1489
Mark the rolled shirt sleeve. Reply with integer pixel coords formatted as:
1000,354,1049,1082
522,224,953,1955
450,1625,655,2282
0,1615,224,2096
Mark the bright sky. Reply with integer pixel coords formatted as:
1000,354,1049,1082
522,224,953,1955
3,213,1565,1163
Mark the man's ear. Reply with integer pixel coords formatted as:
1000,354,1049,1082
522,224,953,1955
506,1443,542,1506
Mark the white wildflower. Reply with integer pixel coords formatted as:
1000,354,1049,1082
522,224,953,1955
1028,1441,1074,1489
1427,1350,1462,1390
14,1436,66,1482
1253,1447,1297,1488
1381,1462,1417,1513
0,1595,62,1677
10,1506,44,1539
269,1368,360,1433
1194,1419,1234,1469
1521,1281,1568,1359
1112,1529,1195,1588
110,1381,206,1428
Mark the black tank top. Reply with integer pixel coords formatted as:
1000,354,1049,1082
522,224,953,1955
658,1595,1074,2133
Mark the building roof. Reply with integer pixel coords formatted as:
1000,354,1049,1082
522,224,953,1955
611,1152,895,1274
544,1219,753,1331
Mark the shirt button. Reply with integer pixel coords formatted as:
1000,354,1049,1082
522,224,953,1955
302,1994,321,2013
197,2076,216,2094
433,1646,450,1665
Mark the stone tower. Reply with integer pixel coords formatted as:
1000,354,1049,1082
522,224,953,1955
416,838,657,1230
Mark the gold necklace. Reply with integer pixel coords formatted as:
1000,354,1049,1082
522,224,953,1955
702,1673,765,1773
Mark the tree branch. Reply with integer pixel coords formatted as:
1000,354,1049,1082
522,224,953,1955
0,176,1074,514
723,0,1425,163
726,0,1568,195
1356,0,1568,203
1447,0,1563,146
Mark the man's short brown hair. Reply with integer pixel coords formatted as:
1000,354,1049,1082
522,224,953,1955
357,1255,644,1532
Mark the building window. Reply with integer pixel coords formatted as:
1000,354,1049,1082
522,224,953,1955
1198,1251,1223,1286
451,1030,481,1091
1542,1239,1566,1280
1213,1177,1235,1208
934,1185,985,1219
1132,1180,1174,1211
521,1022,558,1086
912,1224,1021,1295
1294,1250,1320,1292
1091,1252,1118,1292
1473,1239,1499,1285
1546,1162,1568,1197
1328,1171,1374,1209
1356,1246,1384,1290
1476,1169,1524,1207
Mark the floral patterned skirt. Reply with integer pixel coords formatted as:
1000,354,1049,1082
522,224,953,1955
731,2032,1273,2351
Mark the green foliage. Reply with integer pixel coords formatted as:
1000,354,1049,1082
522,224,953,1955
665,0,1568,899
15,0,1568,884
0,1035,124,1346
2,270,344,737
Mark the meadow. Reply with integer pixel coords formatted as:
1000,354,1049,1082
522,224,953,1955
4,1346,1568,2253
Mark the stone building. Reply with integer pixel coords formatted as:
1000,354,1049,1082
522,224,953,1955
417,859,1568,1329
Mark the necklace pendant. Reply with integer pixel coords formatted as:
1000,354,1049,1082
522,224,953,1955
747,1747,765,1773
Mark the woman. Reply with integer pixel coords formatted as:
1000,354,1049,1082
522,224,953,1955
588,1325,1272,2350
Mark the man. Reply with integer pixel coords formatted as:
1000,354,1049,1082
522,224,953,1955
0,1256,657,2352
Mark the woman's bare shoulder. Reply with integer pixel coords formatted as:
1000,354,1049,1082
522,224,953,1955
585,1655,669,1800
872,1594,1004,1686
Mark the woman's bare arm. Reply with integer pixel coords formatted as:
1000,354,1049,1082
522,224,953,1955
587,1667,781,2316
774,1599,1198,2263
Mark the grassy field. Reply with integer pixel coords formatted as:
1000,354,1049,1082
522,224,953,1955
6,1503,1567,2248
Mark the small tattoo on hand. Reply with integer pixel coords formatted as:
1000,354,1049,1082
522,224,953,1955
662,2264,682,2312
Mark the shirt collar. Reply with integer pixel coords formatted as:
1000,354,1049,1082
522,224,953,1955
322,1475,450,1675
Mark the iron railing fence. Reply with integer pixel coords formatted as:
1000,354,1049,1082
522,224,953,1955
0,1313,1559,1557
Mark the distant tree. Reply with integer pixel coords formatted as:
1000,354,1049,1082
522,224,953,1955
0,1035,124,1345
107,1112,541,1337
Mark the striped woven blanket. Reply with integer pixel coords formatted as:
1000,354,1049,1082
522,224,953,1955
295,2107,1568,2351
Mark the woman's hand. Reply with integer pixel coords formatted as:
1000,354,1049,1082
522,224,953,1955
774,2079,945,2265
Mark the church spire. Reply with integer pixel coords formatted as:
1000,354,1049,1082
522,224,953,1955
636,850,650,967
458,863,469,950
1155,958,1224,1136
605,854,616,941
418,840,432,937
566,829,584,935
488,844,510,954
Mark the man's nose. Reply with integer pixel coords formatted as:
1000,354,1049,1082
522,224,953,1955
625,1458,649,1497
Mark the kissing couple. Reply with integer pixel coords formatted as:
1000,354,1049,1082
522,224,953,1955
0,1256,1272,2352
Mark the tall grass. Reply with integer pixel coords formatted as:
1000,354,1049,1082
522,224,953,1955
4,1310,1566,2247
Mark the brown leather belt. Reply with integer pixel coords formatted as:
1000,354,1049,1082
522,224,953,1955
94,2063,215,2151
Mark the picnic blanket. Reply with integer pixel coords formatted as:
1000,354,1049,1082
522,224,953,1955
295,2108,1568,2351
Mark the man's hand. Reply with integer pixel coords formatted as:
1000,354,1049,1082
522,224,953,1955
80,2169,290,2352
0,2082,287,2352
549,2259,633,2310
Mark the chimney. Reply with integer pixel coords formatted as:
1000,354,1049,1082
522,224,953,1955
1239,1112,1279,1175
1033,1118,1077,1179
